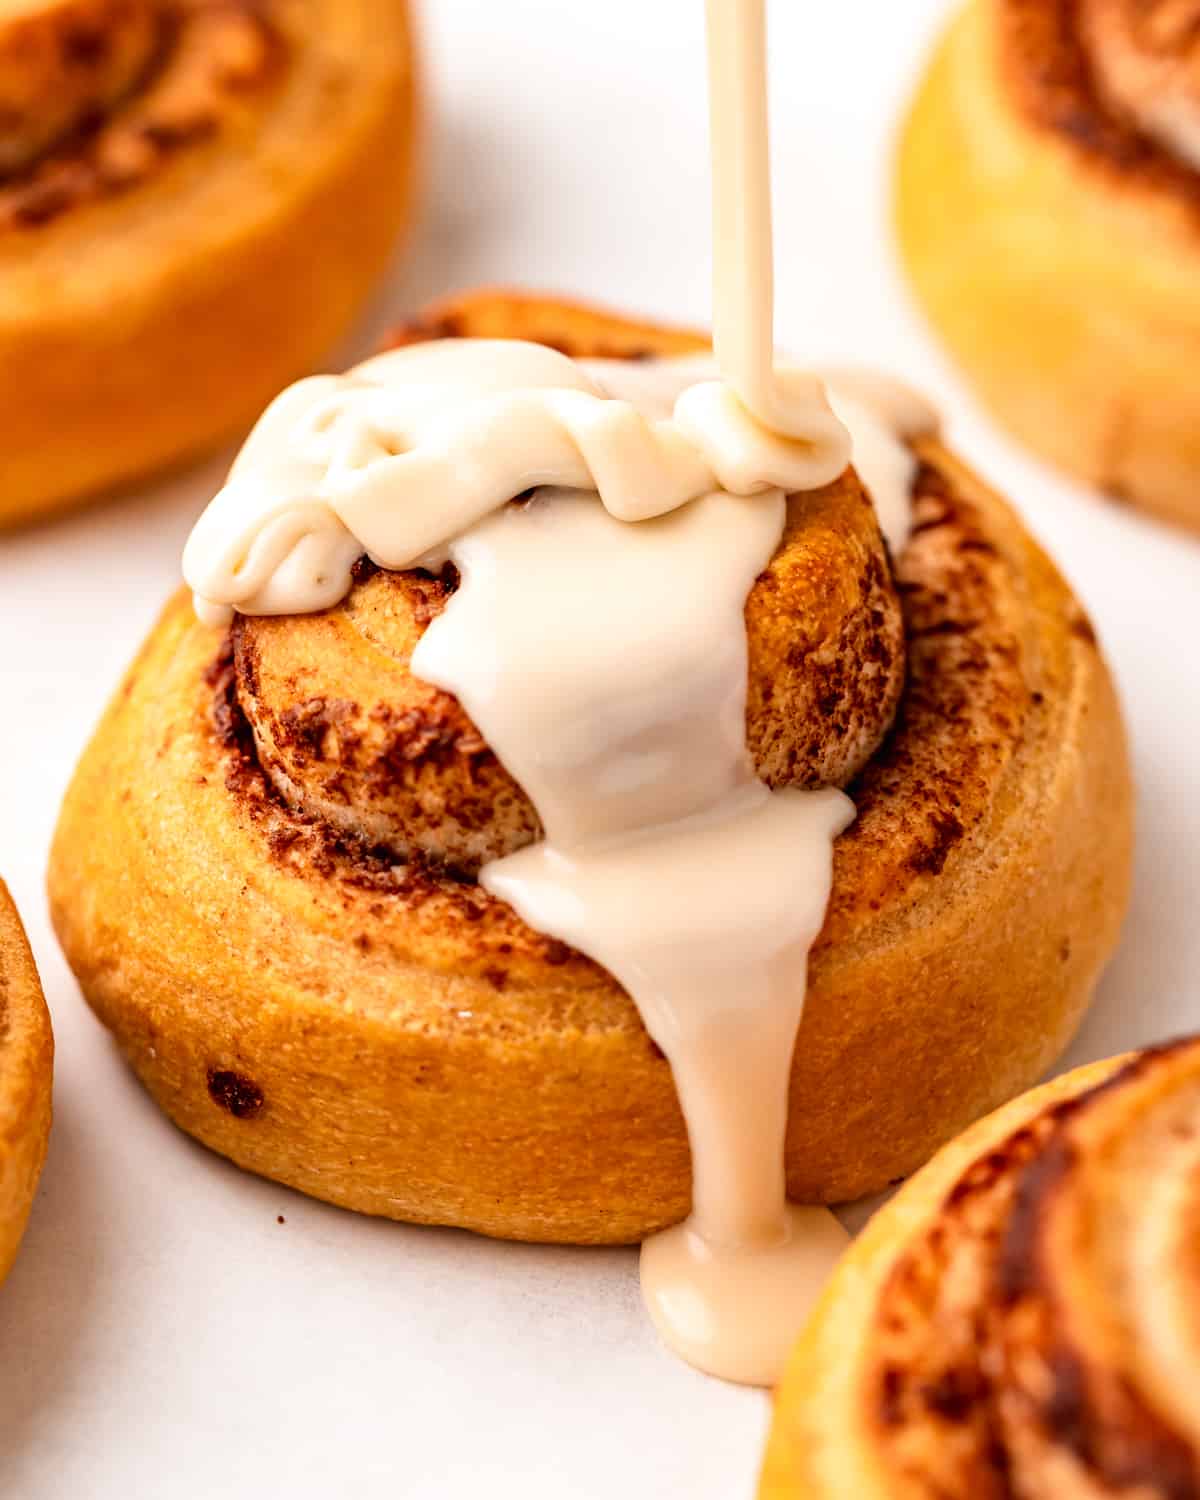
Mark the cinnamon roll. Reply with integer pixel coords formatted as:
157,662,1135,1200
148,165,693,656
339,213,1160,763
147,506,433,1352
896,0,1200,531
0,882,53,1285
0,0,417,527
48,291,1131,1244
760,1037,1200,1499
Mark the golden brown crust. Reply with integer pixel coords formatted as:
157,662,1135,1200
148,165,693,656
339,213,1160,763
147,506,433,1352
0,881,54,1286
896,0,1200,531
48,291,1132,1244
760,1041,1200,1500
0,0,418,526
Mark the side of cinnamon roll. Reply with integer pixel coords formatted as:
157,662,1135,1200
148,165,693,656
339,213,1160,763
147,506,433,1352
0,882,53,1284
760,1037,1200,1499
48,291,1131,1245
896,0,1200,531
0,0,418,526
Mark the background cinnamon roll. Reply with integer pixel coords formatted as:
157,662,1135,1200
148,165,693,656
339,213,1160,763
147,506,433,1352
760,1036,1200,1499
0,0,417,527
48,291,1131,1244
0,882,53,1286
896,0,1200,532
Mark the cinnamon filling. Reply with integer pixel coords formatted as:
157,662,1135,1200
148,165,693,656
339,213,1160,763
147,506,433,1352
999,0,1200,193
0,0,283,232
1079,0,1200,167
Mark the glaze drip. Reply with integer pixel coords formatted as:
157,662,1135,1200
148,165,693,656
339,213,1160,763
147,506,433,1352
180,0,934,1386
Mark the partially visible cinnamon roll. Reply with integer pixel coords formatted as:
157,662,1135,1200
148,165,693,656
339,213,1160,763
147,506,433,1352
0,882,53,1285
896,0,1200,531
0,0,418,526
760,1039,1200,1499
47,291,1131,1244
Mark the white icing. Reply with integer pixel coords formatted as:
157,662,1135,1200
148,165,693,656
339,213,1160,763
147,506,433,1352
182,338,849,629
178,0,941,1390
582,354,934,557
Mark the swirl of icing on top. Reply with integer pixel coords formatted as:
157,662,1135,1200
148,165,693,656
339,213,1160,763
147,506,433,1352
182,337,852,627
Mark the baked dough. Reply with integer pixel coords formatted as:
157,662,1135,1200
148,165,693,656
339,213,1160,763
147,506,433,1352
759,1040,1200,1497
48,292,1132,1244
0,881,54,1285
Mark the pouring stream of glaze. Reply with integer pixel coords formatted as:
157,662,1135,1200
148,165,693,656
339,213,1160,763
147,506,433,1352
181,0,931,1384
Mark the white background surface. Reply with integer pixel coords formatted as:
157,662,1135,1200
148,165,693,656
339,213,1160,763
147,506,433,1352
2,1,1199,1495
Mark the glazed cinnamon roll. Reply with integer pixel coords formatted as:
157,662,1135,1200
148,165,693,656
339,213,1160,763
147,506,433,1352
896,0,1200,532
0,0,417,526
0,883,53,1285
48,291,1131,1244
760,1037,1200,1499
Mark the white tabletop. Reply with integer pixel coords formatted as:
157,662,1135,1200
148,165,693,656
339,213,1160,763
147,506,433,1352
2,1,1198,1495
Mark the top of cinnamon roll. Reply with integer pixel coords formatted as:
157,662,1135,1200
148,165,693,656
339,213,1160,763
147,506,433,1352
1000,0,1200,188
232,460,906,874
179,288,927,878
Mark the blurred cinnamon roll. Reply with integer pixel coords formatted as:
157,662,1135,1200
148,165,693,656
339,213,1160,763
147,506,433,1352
0,882,53,1285
0,0,418,526
896,0,1200,531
